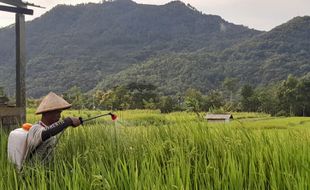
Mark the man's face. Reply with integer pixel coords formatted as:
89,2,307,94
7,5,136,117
43,110,62,124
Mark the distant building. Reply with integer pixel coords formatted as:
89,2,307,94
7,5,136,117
205,114,233,123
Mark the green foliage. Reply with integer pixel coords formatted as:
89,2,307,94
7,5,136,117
1,3,309,100
277,75,310,116
232,75,310,116
256,86,278,115
241,85,260,112
98,16,310,96
296,77,310,116
222,101,241,112
25,74,310,117
0,0,260,97
63,86,86,110
208,106,226,114
158,96,175,113
26,98,40,108
97,82,159,110
100,86,131,110
205,90,225,110
1,110,310,189
127,83,159,109
184,88,204,115
222,77,239,102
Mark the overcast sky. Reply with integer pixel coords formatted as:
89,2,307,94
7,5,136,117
0,0,310,31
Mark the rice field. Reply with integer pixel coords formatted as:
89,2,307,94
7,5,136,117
1,109,309,189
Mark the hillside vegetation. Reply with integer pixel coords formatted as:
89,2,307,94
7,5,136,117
0,0,309,98
0,0,260,97
97,16,310,94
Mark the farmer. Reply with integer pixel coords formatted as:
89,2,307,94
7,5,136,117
24,92,81,165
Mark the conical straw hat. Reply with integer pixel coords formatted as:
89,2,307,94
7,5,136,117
35,92,72,114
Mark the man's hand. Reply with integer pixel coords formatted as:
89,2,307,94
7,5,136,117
69,117,81,127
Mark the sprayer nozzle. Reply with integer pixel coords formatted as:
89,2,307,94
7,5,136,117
110,113,117,121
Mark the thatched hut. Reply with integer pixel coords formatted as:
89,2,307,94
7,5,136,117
205,114,233,123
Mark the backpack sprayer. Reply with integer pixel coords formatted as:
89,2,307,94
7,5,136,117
7,112,117,170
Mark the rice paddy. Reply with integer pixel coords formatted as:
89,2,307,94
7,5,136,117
1,109,309,189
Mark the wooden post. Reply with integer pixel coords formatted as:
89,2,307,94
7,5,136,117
0,5,33,15
0,4,34,129
16,13,26,124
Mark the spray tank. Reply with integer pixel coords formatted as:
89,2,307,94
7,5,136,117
7,123,32,170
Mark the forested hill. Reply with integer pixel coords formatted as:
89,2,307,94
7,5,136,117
0,0,261,97
220,16,310,84
96,16,310,95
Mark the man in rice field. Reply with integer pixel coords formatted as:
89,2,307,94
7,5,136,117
24,92,81,165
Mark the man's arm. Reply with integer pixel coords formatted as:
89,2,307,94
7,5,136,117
41,118,74,141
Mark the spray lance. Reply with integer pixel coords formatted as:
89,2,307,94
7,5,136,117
79,112,118,124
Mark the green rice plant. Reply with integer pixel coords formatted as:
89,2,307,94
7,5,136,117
1,110,309,189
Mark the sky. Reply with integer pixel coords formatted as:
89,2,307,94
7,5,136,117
0,0,310,31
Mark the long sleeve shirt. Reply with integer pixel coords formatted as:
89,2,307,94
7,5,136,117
24,118,73,164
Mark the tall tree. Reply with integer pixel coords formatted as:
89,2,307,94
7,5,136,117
63,86,85,110
222,77,239,102
296,77,310,116
277,75,299,115
256,86,278,115
184,88,204,116
241,84,260,112
205,90,225,111
127,82,159,109
158,96,175,113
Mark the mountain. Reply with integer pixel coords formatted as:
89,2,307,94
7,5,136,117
220,16,310,84
0,0,261,97
95,16,310,94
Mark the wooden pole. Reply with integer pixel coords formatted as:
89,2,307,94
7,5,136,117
16,13,26,124
0,5,33,15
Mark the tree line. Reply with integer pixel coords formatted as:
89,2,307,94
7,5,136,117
26,74,310,117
